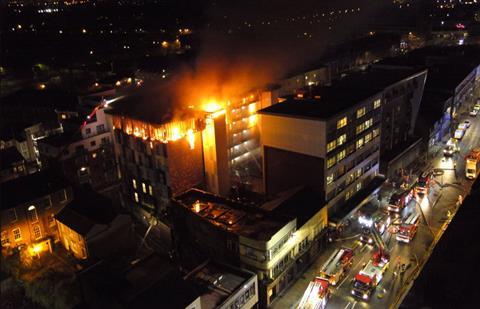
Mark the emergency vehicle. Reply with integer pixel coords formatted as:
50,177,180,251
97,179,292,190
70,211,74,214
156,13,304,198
297,277,330,309
318,247,354,286
387,189,413,213
396,212,420,243
416,172,430,195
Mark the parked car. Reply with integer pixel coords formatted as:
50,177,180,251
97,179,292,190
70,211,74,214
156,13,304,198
463,120,471,128
470,109,478,117
458,123,468,131
454,129,465,140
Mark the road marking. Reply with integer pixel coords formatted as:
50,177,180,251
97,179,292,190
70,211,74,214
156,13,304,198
351,300,358,309
343,301,352,309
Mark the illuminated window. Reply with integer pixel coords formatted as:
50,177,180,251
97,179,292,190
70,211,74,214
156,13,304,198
33,225,41,239
364,132,372,144
356,123,365,134
337,134,347,146
327,157,336,169
356,107,366,118
13,228,21,241
142,182,147,193
337,150,346,162
149,185,153,195
132,179,137,189
356,138,364,150
372,128,380,138
28,205,38,223
1,231,8,246
356,168,363,178
327,173,334,185
357,182,362,192
134,192,139,203
374,99,381,109
346,190,353,200
365,118,373,129
327,140,336,153
336,117,347,129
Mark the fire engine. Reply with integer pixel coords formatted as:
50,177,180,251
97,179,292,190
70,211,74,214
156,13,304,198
352,225,389,300
416,172,430,195
387,189,413,213
297,277,330,309
396,212,420,243
318,247,354,286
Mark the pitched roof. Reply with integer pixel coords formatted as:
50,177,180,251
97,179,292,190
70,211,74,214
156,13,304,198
0,169,69,210
55,187,119,235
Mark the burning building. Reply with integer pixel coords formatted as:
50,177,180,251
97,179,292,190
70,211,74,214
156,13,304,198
105,96,206,227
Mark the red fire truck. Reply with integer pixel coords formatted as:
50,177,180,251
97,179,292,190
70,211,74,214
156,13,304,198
415,172,431,196
297,277,330,309
318,247,354,286
387,189,413,213
396,212,420,243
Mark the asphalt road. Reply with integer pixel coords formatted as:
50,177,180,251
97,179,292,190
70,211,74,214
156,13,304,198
272,94,480,309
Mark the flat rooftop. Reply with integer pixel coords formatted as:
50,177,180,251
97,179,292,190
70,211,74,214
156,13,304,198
174,189,293,241
105,89,201,126
260,67,424,120
188,261,255,308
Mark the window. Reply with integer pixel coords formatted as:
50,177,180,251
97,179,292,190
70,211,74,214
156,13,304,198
364,132,372,144
356,138,364,150
346,190,353,201
1,231,9,246
90,140,96,147
337,150,346,162
132,179,137,189
149,185,153,196
327,157,336,169
13,228,21,241
373,128,380,138
85,128,91,135
337,134,347,146
142,183,147,193
356,107,366,118
9,209,17,223
356,123,365,134
96,124,105,133
28,205,38,223
374,99,381,109
336,117,347,129
134,192,139,203
33,225,41,239
326,173,334,185
365,118,373,129
327,140,336,153
355,168,363,178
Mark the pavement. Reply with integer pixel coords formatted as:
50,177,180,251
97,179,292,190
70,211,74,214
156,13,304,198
271,94,480,309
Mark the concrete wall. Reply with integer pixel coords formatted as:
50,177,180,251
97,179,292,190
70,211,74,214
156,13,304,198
260,114,326,158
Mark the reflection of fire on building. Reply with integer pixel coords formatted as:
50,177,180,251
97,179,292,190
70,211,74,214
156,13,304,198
106,104,207,227
0,169,73,259
225,88,278,192
105,88,278,227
